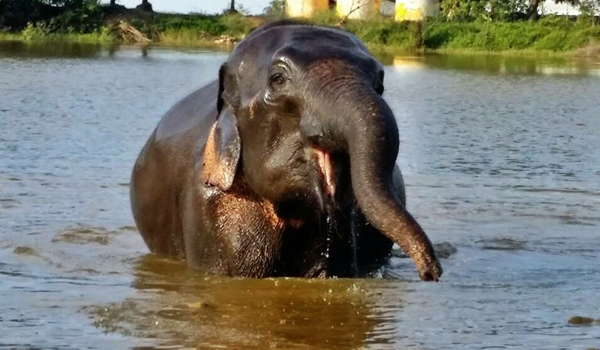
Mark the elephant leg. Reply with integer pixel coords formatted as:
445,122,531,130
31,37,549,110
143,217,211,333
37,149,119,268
131,132,186,259
183,179,286,277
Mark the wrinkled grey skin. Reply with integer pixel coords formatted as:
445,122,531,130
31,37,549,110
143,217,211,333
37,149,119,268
130,21,442,280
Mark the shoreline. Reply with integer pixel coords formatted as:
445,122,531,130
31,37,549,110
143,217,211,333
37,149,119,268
2,34,599,60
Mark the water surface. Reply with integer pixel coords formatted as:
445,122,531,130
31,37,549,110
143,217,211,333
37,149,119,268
1,43,599,349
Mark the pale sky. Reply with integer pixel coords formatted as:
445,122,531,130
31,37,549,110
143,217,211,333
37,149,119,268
105,0,271,14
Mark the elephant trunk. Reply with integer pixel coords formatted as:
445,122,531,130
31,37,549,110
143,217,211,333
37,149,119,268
308,83,442,281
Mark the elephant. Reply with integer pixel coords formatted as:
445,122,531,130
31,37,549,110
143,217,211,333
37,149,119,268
130,20,442,281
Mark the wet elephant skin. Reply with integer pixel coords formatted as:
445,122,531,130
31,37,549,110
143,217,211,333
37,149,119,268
130,21,442,280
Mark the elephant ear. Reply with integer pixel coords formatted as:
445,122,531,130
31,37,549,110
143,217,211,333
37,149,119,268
202,107,241,191
217,63,240,114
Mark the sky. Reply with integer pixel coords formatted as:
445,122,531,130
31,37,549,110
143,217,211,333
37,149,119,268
106,0,271,14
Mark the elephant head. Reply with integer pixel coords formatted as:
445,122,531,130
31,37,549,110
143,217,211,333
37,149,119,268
202,21,442,281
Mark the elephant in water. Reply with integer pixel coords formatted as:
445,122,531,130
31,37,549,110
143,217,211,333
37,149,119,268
130,21,442,281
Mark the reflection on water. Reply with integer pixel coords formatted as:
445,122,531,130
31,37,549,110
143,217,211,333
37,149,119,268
88,255,389,349
0,41,227,60
0,41,106,59
1,43,599,349
383,52,600,76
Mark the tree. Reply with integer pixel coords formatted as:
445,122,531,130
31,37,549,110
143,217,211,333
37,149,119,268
526,0,543,19
136,0,153,12
441,0,496,21
263,0,284,18
110,0,116,5
440,0,583,21
0,0,104,31
225,0,239,13
578,0,600,16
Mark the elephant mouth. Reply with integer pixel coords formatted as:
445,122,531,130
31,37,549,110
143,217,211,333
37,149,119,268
312,148,336,199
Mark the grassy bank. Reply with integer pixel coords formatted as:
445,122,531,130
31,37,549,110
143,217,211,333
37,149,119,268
1,10,599,57
149,13,262,46
422,18,600,53
0,23,114,43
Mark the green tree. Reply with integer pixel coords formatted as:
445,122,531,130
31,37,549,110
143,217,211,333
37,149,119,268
440,0,582,21
441,0,527,21
136,0,152,12
0,0,103,31
578,0,600,16
263,0,285,18
441,0,489,21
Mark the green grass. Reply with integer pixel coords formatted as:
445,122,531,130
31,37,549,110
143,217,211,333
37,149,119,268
336,14,600,55
149,12,259,45
0,32,22,41
1,23,114,43
153,13,228,37
422,17,600,52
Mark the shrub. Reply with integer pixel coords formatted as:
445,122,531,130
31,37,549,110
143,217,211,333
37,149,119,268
421,19,600,52
21,22,51,40
263,0,285,20
220,12,254,38
343,18,422,50
1,0,104,33
154,14,227,37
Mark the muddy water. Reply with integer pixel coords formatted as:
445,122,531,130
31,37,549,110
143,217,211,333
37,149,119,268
1,42,599,349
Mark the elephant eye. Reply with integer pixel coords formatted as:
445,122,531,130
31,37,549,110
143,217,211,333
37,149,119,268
269,72,287,90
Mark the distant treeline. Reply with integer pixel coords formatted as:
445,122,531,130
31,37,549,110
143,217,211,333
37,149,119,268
0,0,155,32
438,0,599,21
0,0,106,32
0,0,599,56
